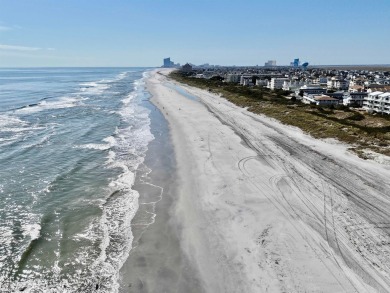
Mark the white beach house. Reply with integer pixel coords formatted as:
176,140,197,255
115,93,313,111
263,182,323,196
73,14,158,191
363,91,386,113
269,78,289,90
363,92,390,114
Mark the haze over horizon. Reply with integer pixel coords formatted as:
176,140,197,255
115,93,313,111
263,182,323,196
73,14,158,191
0,0,389,67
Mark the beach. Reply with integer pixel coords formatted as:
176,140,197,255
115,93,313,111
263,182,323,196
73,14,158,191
133,69,390,293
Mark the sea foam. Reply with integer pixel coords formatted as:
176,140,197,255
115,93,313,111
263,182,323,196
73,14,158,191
15,96,86,114
0,68,153,292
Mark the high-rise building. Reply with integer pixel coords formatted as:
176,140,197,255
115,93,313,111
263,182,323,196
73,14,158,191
293,58,300,67
264,60,276,67
163,57,173,68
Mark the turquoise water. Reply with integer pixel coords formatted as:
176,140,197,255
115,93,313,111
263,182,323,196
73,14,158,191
0,68,154,291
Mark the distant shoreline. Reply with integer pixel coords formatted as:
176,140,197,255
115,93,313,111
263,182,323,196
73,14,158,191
0,65,388,70
310,64,390,71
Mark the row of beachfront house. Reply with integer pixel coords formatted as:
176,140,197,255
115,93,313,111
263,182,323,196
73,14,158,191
363,91,390,114
225,75,390,113
191,68,390,114
300,89,390,114
297,85,368,107
228,76,390,112
257,78,389,112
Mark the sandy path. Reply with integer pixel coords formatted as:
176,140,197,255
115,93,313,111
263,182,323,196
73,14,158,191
146,69,390,293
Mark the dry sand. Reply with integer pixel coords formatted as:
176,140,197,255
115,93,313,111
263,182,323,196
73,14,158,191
146,69,390,293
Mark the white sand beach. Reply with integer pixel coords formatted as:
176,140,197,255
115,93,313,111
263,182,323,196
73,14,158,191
145,69,390,293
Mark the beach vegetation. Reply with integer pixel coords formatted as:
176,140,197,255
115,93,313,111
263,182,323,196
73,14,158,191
169,70,390,157
210,75,224,82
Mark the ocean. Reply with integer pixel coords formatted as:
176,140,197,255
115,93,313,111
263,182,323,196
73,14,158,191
0,67,156,292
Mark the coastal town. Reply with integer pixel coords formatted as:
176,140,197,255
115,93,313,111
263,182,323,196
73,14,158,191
163,57,390,115
2,0,390,292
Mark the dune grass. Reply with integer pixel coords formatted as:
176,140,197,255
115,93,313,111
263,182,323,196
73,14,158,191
169,71,390,158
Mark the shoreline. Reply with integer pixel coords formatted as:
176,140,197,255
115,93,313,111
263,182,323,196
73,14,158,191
140,69,390,292
118,82,203,292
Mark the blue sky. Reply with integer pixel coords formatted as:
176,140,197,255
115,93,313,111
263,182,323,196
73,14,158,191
0,0,389,67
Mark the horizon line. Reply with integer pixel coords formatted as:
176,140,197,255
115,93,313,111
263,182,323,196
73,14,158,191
0,64,390,69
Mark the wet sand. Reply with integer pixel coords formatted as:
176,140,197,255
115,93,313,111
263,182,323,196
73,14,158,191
118,97,203,292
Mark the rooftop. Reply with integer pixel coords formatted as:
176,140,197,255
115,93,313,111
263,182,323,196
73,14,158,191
314,95,338,101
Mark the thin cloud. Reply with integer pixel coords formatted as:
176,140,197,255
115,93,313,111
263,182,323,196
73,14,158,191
0,44,54,51
0,22,22,31
0,25,12,31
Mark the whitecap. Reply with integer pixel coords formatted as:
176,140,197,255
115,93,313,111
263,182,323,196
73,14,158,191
115,72,128,80
0,114,34,146
75,136,117,151
21,222,41,241
106,150,116,164
0,114,27,128
79,81,110,94
75,143,111,151
121,93,136,105
102,136,117,146
15,96,85,114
